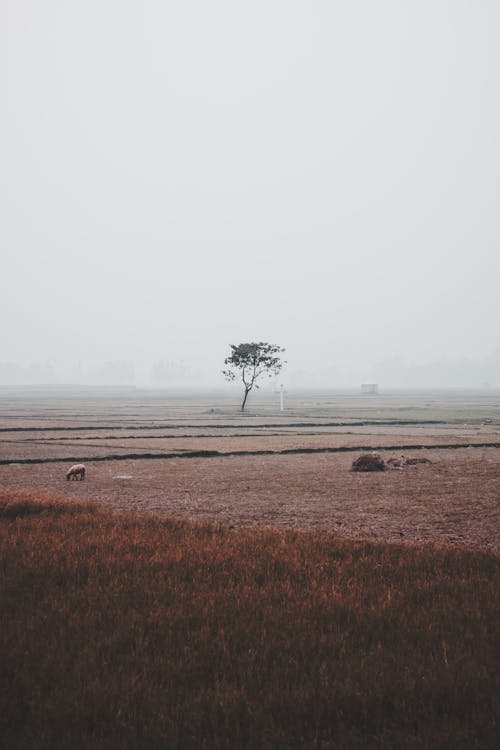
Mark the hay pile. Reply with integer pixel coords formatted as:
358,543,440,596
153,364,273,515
386,456,405,468
351,453,386,472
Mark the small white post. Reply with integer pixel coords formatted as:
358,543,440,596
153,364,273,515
280,384,284,411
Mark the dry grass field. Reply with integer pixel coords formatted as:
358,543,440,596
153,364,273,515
1,388,499,748
0,387,499,550
1,492,498,750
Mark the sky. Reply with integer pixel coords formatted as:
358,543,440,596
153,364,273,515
2,1,499,386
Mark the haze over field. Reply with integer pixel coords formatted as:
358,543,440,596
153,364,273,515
2,1,499,387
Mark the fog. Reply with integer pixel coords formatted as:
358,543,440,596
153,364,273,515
2,1,499,388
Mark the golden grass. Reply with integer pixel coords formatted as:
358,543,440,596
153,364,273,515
1,489,498,749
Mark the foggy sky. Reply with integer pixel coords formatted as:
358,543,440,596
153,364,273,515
2,1,499,386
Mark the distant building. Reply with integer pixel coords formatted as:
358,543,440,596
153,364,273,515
361,383,379,394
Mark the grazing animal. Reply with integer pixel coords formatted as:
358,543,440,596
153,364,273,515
66,463,85,481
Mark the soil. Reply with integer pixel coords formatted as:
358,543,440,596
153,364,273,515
1,387,499,552
2,448,499,552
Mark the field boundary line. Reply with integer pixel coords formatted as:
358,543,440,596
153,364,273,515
0,419,451,433
2,442,500,465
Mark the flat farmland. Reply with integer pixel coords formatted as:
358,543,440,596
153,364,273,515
1,386,499,551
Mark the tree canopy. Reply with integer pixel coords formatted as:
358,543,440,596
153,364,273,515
223,342,286,412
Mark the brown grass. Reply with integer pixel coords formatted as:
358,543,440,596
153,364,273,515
1,489,498,749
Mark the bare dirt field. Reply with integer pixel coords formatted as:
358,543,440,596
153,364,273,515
1,386,499,551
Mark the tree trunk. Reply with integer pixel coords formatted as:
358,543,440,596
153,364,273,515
241,386,251,411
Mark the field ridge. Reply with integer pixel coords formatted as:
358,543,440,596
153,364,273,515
2,440,500,466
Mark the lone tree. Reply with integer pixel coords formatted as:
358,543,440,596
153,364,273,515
223,342,286,412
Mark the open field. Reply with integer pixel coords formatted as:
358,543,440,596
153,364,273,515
1,389,499,748
1,386,499,550
1,493,498,750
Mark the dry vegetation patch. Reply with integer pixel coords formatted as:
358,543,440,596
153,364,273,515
351,453,386,471
1,491,498,749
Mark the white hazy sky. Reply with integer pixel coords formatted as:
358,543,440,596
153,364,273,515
2,1,499,383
